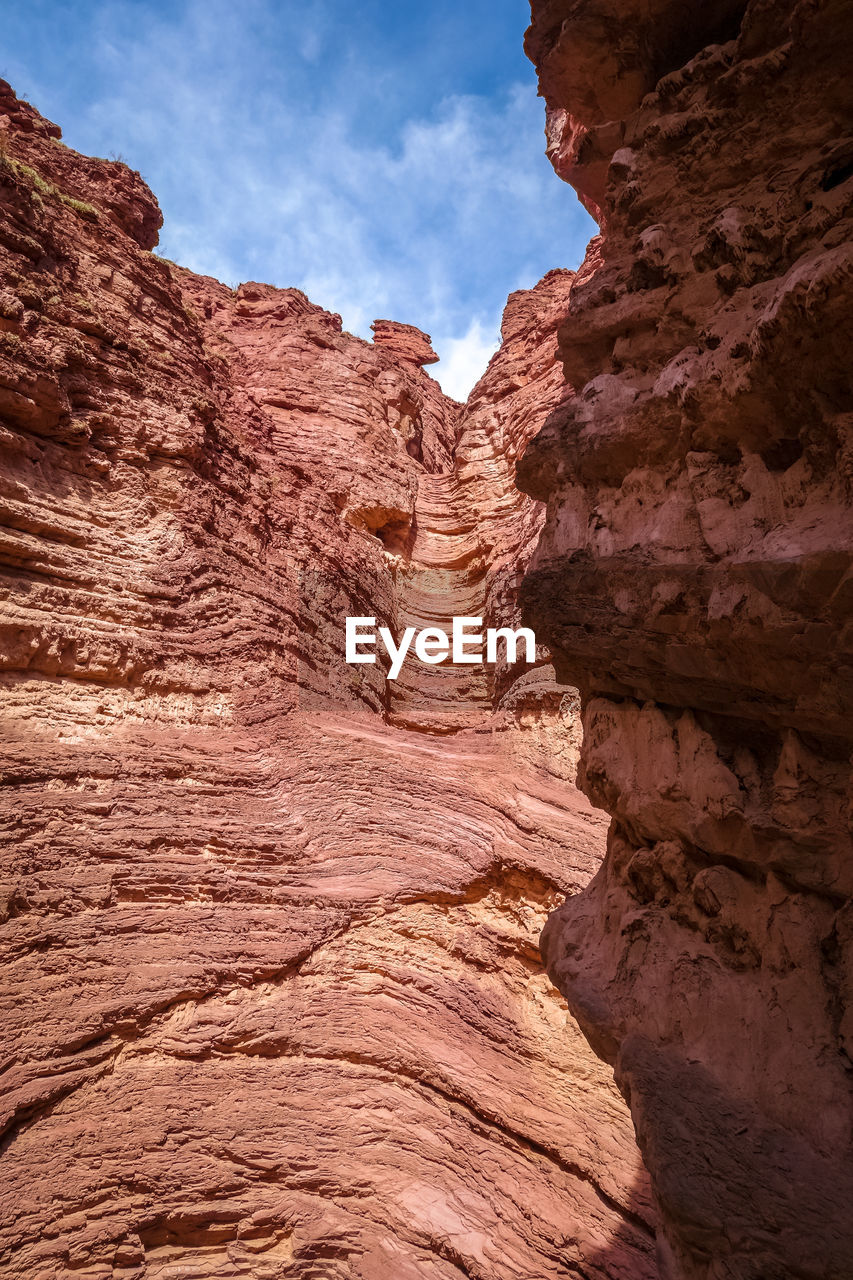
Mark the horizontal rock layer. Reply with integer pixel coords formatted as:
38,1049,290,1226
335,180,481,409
0,82,654,1278
1,714,657,1279
521,0,853,1275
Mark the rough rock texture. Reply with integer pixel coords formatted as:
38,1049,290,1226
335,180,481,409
0,84,656,1278
370,320,440,369
521,1,853,1275
389,269,585,750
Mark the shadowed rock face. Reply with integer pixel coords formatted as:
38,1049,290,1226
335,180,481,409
521,0,853,1274
0,82,656,1279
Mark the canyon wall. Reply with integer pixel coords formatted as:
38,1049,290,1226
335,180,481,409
0,83,656,1278
521,0,853,1275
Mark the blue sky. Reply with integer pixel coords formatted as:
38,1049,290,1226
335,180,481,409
2,0,594,398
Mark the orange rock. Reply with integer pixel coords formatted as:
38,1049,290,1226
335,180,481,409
371,319,440,367
0,80,655,1279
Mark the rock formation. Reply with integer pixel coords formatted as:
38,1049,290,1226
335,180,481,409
0,81,656,1278
521,0,853,1274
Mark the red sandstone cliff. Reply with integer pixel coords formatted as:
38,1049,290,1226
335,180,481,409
0,81,655,1279
521,1,853,1275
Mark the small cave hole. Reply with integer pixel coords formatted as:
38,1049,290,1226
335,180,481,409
821,159,853,192
760,437,803,473
626,260,672,293
373,517,411,554
717,443,742,466
343,504,412,554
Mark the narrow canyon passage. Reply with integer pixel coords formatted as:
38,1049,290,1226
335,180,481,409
0,83,655,1279
6,0,850,1268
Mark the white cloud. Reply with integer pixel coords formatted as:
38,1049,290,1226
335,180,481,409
5,0,595,405
431,317,501,401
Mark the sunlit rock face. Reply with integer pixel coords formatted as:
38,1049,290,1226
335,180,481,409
0,81,657,1279
521,0,853,1274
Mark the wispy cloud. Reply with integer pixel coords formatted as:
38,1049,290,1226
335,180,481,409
433,317,501,402
3,0,595,398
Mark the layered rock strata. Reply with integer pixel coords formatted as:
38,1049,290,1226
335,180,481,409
521,1,853,1275
389,269,583,752
0,82,655,1278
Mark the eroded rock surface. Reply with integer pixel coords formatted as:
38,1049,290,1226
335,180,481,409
0,83,655,1278
370,320,440,370
521,1,853,1275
